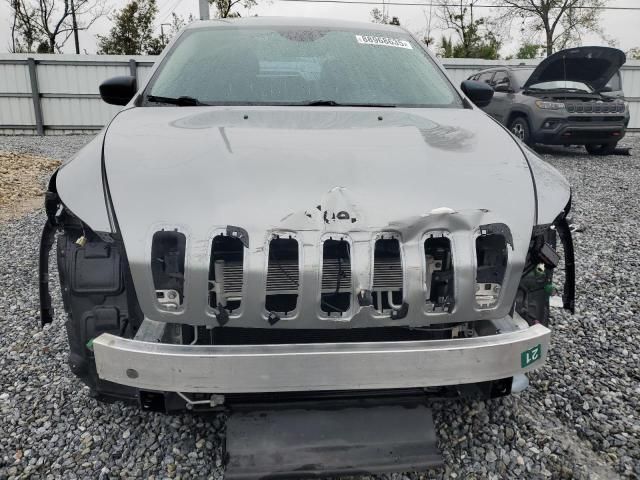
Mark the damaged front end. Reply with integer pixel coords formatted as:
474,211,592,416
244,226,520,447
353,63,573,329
39,120,575,410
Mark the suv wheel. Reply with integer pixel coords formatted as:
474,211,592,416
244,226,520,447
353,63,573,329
585,142,618,155
509,117,531,145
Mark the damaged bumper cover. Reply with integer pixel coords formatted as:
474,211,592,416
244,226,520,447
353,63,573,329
92,322,550,394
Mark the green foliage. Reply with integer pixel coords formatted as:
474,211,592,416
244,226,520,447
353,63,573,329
628,48,640,60
97,0,161,55
438,24,501,59
495,0,607,56
436,1,501,59
515,42,542,59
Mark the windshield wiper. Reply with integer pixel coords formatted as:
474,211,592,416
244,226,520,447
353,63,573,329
302,100,397,107
146,95,204,106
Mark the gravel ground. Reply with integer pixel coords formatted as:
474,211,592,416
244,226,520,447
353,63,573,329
0,134,638,480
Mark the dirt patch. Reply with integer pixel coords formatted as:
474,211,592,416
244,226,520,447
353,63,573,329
0,151,60,223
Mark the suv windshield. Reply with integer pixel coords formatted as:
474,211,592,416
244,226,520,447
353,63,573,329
145,26,462,108
512,68,534,87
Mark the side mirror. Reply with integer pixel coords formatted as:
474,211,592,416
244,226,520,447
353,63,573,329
494,82,512,93
460,80,494,108
99,75,137,106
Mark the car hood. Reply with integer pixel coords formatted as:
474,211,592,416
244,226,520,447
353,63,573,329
102,106,536,237
523,46,626,92
91,106,556,325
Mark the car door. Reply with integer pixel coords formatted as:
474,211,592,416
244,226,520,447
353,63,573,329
485,70,513,123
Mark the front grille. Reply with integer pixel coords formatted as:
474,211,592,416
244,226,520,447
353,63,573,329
566,103,624,114
195,227,510,321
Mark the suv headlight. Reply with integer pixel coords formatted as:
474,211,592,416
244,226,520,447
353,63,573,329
535,100,565,110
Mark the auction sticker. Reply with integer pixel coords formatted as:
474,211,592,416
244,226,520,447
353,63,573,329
521,344,542,368
355,35,413,49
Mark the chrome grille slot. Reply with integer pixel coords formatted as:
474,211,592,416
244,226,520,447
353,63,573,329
320,238,352,315
209,235,245,313
266,237,299,316
372,237,403,314
424,233,454,313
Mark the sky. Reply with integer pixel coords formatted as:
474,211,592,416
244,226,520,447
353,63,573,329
1,0,640,56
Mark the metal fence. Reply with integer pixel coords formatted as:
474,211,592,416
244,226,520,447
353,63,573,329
0,54,154,135
1,53,638,134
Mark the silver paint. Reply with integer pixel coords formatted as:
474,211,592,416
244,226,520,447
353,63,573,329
54,18,571,329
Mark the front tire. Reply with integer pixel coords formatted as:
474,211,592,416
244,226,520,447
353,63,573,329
585,142,618,155
509,117,532,146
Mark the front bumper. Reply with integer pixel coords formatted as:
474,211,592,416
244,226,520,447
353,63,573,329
93,323,550,394
532,118,628,145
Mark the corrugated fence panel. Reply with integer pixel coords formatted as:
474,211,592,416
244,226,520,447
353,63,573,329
37,63,131,94
0,97,35,126
0,62,30,93
620,66,640,98
0,54,638,134
41,97,121,128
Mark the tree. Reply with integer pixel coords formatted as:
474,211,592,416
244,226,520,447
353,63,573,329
97,0,162,55
7,0,43,52
627,47,640,61
209,0,256,18
494,0,606,56
370,8,400,25
435,0,502,59
515,42,542,59
8,0,106,53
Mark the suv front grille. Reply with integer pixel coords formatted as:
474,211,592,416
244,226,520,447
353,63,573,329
156,226,512,323
566,103,625,114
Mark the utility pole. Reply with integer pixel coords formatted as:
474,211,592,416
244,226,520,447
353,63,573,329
199,0,210,20
70,0,80,54
160,23,171,47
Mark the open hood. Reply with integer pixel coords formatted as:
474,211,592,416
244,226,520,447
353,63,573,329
523,46,626,92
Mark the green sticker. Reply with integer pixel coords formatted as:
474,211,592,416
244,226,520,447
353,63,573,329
521,344,542,368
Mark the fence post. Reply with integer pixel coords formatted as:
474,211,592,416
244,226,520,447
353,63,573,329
27,57,45,136
129,59,138,86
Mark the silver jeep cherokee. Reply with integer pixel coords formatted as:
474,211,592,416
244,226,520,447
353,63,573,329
39,18,575,414
470,47,629,154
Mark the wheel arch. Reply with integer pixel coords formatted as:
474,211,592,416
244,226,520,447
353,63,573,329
506,109,531,127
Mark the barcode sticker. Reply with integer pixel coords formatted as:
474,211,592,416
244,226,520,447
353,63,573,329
355,35,413,49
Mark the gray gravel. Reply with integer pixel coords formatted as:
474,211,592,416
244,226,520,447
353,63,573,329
0,134,639,479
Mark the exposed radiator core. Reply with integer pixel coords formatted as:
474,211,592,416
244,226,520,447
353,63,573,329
372,238,403,313
266,237,299,315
